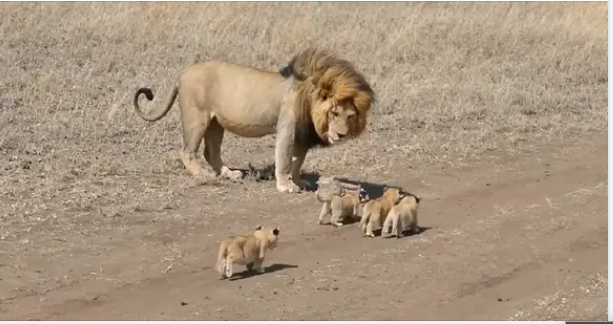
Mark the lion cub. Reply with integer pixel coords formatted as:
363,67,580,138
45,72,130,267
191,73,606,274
381,194,420,238
215,225,280,279
316,176,370,227
358,187,406,237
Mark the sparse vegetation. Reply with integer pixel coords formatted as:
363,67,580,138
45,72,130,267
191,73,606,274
0,2,607,320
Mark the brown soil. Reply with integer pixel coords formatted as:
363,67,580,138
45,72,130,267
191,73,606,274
1,135,607,320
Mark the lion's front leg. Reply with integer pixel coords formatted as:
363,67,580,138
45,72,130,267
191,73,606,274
291,145,310,190
274,116,301,194
317,201,332,225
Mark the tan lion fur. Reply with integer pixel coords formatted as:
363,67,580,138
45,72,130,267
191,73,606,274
358,187,407,237
315,176,370,227
133,48,374,194
215,225,280,279
283,48,374,140
381,194,420,239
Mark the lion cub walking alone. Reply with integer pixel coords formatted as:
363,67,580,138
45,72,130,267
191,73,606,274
381,194,420,238
216,225,280,279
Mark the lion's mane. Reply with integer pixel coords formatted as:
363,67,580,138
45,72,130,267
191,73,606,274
279,48,375,149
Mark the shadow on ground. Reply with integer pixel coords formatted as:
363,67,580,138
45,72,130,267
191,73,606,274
379,226,434,239
304,174,421,199
228,263,299,281
233,163,420,199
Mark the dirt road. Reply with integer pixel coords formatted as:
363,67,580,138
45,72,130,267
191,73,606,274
1,136,607,320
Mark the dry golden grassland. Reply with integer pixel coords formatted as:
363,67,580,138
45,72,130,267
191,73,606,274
0,0,607,242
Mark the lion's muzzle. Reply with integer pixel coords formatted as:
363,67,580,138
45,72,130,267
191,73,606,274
324,130,347,145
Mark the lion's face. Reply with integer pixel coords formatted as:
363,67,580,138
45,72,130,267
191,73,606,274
319,100,361,145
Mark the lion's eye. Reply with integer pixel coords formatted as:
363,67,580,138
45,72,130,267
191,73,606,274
330,111,339,117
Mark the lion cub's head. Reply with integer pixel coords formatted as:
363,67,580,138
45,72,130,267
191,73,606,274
253,225,280,249
357,186,370,203
316,176,368,202
381,187,408,205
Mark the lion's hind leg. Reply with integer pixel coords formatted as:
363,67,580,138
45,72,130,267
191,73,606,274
381,210,395,238
203,118,243,181
178,96,210,177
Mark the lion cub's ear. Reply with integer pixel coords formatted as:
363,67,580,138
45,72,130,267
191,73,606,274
272,228,280,236
255,225,263,231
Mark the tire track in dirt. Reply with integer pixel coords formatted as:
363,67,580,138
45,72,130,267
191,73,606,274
9,139,606,320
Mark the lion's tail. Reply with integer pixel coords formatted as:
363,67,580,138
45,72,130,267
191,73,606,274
133,86,178,122
215,240,229,275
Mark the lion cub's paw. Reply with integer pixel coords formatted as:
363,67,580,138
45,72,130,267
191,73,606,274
332,222,344,227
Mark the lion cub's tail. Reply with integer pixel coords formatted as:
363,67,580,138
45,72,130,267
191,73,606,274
133,86,178,122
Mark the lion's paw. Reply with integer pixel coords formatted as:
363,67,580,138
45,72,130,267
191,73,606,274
221,167,243,181
276,181,302,194
293,178,311,190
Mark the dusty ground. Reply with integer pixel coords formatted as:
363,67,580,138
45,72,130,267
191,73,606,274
0,2,608,320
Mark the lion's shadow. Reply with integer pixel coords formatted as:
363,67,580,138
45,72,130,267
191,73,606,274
233,163,322,192
234,164,415,197
302,174,419,200
227,263,299,281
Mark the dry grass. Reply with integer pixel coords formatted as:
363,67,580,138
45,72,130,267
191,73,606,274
0,2,607,311
510,272,608,321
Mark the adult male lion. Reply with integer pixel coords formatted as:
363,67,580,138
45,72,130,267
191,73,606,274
133,48,374,194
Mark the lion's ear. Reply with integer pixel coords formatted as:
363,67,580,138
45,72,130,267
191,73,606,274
255,225,263,231
272,228,280,236
318,88,330,101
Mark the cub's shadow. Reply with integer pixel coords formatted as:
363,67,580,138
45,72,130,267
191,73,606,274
379,226,434,239
227,263,299,281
